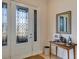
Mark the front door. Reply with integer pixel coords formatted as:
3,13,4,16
2,1,41,59
11,1,34,59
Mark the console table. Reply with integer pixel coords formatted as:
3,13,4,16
50,41,77,59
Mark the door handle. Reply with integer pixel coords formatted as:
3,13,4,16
29,33,32,38
30,37,32,38
30,34,32,35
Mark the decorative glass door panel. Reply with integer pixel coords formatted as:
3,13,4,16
2,3,8,46
16,6,29,43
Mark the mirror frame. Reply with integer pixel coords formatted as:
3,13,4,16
56,11,71,34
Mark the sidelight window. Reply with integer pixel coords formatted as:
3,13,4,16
2,3,8,46
34,10,37,41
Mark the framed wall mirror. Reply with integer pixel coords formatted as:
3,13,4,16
56,11,71,34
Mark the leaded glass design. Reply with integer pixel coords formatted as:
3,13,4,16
2,3,7,46
16,6,28,43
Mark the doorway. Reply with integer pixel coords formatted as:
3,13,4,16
2,1,41,59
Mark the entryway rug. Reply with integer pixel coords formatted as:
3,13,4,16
24,55,44,59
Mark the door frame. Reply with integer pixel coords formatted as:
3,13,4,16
2,0,42,59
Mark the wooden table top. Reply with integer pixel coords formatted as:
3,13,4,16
50,41,77,50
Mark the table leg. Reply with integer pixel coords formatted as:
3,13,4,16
56,46,58,56
50,42,51,55
50,42,51,59
73,46,76,59
67,50,70,59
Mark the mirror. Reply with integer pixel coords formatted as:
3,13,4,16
56,11,71,34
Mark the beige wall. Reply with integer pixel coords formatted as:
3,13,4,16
48,0,77,59
48,0,77,43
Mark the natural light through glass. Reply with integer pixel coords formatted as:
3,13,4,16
2,3,7,46
16,6,28,43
